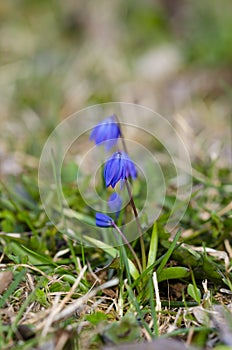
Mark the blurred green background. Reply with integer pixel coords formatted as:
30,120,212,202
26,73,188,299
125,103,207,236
0,0,231,175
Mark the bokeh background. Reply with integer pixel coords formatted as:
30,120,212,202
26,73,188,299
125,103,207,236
0,0,231,178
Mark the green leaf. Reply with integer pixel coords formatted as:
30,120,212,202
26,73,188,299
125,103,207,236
158,266,190,282
187,283,201,304
156,229,182,276
85,311,108,325
83,236,140,280
6,242,56,267
101,313,141,344
35,289,49,308
147,221,158,269
49,281,69,293
63,208,95,226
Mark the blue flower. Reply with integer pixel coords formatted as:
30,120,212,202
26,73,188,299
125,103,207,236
96,212,114,227
104,151,137,188
123,152,137,180
90,115,121,151
108,192,122,216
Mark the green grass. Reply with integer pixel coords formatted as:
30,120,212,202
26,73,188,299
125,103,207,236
0,160,231,349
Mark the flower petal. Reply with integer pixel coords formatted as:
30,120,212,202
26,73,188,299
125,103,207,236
90,116,121,151
104,151,137,188
108,192,122,213
96,213,113,227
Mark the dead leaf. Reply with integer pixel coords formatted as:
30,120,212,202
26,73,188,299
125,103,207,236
0,270,13,294
17,324,35,340
211,305,232,346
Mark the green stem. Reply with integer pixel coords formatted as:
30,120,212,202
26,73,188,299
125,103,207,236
114,113,146,271
113,114,129,154
125,179,146,271
112,221,143,274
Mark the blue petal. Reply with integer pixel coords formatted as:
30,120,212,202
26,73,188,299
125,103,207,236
104,157,117,187
90,116,121,151
104,153,117,187
108,192,122,213
109,157,121,188
122,152,137,179
96,213,113,227
104,151,134,188
127,159,137,179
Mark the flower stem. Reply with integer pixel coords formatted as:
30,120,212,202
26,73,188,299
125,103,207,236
113,114,129,155
125,179,146,271
114,113,147,271
112,221,143,273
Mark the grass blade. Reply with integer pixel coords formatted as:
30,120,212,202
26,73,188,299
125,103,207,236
158,266,190,282
156,229,182,276
147,221,158,269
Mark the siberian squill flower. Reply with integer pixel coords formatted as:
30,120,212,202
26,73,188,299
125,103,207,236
108,192,122,217
104,151,137,188
90,115,121,151
95,212,114,227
